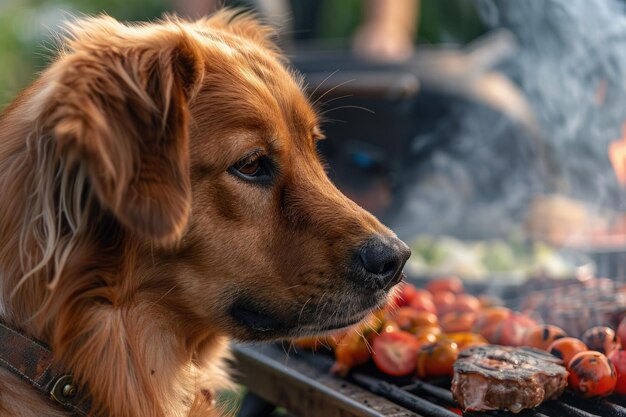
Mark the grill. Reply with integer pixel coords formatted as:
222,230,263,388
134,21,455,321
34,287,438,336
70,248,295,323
233,343,626,417
229,23,626,417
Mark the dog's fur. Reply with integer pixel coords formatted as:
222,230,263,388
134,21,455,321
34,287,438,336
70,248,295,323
0,11,402,417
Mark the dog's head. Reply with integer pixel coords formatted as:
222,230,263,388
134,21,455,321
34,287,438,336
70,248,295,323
1,11,409,342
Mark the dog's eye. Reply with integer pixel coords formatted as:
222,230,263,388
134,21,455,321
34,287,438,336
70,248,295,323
230,154,273,185
237,159,261,176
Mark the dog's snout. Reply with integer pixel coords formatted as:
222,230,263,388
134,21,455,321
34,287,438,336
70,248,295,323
353,236,411,290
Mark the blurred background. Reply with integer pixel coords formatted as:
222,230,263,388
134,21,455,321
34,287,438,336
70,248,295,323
4,0,626,285
0,0,484,107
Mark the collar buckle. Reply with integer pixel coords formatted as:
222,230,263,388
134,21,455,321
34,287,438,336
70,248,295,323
50,375,79,409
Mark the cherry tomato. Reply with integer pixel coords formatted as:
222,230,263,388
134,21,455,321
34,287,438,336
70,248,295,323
393,283,420,307
498,313,537,346
426,276,464,294
412,311,440,327
387,294,404,309
568,351,617,397
440,311,477,333
416,340,460,379
473,307,512,342
443,294,481,315
479,322,503,344
608,348,626,395
380,320,401,334
473,307,512,344
474,307,512,329
372,330,421,376
432,291,456,314
394,308,438,333
331,330,371,376
409,292,437,314
582,326,621,355
413,288,434,300
414,326,442,344
548,337,588,367
442,332,487,350
617,317,626,349
523,325,567,350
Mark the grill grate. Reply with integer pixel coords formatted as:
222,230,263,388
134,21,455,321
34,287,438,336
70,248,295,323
234,344,626,417
347,364,626,417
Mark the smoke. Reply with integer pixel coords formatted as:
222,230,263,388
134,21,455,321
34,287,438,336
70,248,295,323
392,0,626,240
485,0,626,206
393,96,551,240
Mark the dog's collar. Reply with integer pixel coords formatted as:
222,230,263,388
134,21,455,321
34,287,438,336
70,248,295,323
0,320,90,416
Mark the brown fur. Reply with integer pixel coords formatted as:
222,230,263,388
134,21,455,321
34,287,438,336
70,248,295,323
0,10,401,417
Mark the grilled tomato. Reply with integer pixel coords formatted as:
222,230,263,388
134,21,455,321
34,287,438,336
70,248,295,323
426,276,464,295
474,307,512,330
394,308,438,333
393,283,421,307
608,348,626,395
440,311,477,333
499,313,537,346
414,325,442,344
372,330,421,376
473,307,512,343
416,339,460,379
444,294,481,315
442,332,487,350
581,326,620,355
548,337,588,367
523,324,567,350
331,330,371,376
409,291,437,314
432,290,456,314
568,351,617,397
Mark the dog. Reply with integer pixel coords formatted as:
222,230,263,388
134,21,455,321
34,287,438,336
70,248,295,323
0,10,410,417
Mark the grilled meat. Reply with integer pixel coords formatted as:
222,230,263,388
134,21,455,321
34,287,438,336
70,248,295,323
451,345,568,413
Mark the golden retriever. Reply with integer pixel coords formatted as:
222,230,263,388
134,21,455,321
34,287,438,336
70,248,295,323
0,10,410,417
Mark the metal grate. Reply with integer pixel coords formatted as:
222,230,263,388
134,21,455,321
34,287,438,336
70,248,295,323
349,370,626,417
234,344,626,417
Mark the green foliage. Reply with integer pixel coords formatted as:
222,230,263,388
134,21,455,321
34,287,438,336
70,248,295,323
0,0,169,108
418,0,486,44
0,0,486,109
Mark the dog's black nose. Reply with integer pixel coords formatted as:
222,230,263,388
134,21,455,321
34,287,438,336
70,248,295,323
353,236,411,290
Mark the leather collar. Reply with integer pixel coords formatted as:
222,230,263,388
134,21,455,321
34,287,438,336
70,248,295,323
0,320,90,416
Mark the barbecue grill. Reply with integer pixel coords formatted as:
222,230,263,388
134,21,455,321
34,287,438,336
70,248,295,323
231,6,626,415
233,343,626,417
231,276,626,417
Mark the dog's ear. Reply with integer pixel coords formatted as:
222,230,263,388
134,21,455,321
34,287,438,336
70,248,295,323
41,19,204,244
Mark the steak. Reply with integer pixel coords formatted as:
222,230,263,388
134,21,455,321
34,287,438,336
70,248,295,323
451,345,568,413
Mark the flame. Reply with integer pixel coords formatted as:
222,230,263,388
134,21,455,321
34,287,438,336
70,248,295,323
609,123,626,185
